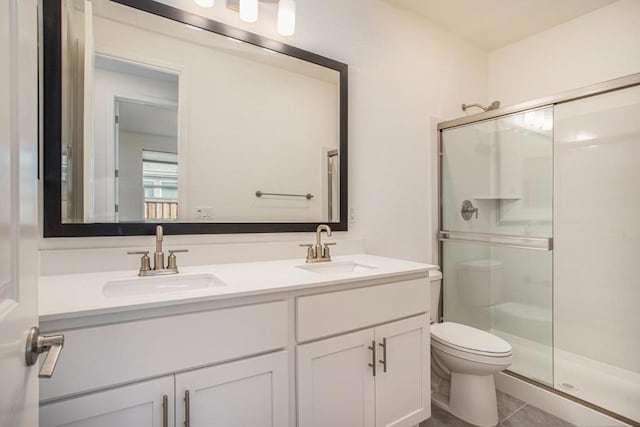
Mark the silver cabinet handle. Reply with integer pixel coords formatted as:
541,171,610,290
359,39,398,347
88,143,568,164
184,389,190,427
379,338,387,373
368,340,376,377
25,326,65,378
162,395,168,427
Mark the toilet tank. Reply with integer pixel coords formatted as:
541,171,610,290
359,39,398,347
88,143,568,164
456,259,503,307
429,270,443,324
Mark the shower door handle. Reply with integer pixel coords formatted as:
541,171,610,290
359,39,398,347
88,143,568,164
439,230,553,251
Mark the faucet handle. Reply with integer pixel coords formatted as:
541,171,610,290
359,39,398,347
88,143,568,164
167,249,188,270
322,242,336,259
127,251,151,275
299,243,315,261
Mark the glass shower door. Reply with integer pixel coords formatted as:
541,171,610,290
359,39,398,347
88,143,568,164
553,85,640,422
440,107,554,385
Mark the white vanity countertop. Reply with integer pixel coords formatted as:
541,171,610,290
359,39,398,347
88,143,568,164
39,254,438,322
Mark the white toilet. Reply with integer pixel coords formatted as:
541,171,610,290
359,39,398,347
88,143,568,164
429,270,513,427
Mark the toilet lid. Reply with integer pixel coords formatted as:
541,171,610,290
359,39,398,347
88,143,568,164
431,322,511,355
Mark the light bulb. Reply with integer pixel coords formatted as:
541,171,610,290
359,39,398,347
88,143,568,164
193,0,214,8
277,0,295,36
239,0,258,23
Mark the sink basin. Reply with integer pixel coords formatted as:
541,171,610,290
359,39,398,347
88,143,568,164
296,261,376,274
103,273,226,298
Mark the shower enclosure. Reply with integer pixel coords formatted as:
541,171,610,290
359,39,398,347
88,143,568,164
437,74,640,424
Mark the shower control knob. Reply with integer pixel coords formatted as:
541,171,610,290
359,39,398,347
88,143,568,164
461,200,478,221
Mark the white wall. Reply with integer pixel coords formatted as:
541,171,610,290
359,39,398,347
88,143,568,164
488,0,640,106
40,0,487,265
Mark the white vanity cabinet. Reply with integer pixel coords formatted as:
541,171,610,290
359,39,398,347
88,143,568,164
297,315,430,427
174,351,289,427
373,316,430,427
39,258,434,427
40,352,288,427
40,376,174,427
297,329,376,427
295,277,431,427
39,300,290,427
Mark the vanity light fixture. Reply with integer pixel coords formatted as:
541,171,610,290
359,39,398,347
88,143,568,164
227,0,296,36
193,0,214,8
277,0,295,36
239,0,259,22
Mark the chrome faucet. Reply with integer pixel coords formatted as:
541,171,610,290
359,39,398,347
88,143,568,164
154,224,165,271
300,224,336,263
128,225,188,276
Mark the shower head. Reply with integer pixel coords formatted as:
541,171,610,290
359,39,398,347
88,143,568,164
486,100,501,111
461,100,501,112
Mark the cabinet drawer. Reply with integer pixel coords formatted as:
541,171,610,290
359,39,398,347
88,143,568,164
296,278,428,342
41,300,287,402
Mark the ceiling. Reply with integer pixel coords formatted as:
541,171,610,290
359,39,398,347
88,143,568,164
384,0,618,51
118,101,178,138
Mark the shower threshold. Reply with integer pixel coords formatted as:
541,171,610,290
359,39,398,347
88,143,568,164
492,329,640,424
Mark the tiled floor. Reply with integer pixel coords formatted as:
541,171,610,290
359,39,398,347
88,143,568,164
420,391,575,427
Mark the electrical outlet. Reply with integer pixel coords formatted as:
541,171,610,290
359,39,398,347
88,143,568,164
195,207,213,218
349,207,356,222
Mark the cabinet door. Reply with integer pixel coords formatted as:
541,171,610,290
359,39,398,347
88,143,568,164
297,329,375,427
174,351,288,427
40,376,174,427
374,315,430,427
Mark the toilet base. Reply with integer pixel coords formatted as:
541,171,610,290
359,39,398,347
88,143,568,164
447,372,498,427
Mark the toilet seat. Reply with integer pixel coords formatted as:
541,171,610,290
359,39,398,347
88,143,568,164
431,322,512,358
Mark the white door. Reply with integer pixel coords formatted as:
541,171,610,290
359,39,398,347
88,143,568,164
82,0,94,221
374,316,430,427
175,351,289,427
39,376,174,427
297,329,376,427
0,0,40,426
113,100,120,220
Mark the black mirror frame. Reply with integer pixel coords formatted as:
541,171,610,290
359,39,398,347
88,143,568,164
43,0,348,237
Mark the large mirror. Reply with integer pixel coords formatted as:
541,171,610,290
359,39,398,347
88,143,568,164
43,0,347,236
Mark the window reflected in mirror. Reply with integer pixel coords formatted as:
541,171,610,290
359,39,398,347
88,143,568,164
142,150,179,221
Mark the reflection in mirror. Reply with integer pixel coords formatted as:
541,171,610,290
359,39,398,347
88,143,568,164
59,0,342,225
